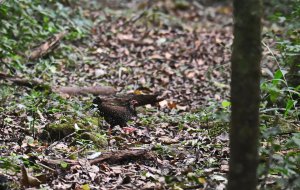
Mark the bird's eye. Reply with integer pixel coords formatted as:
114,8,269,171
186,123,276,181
131,100,138,105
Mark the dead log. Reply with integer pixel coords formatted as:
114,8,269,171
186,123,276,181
54,86,116,96
0,72,116,96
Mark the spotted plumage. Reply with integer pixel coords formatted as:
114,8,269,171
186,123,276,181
93,97,138,128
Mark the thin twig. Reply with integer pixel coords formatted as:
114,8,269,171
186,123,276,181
47,132,76,150
117,0,153,29
116,10,147,29
260,108,287,113
65,144,88,158
36,162,56,173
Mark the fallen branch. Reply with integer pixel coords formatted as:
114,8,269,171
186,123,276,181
89,149,151,165
28,31,67,60
0,72,46,89
0,72,116,96
42,149,153,166
53,86,116,96
116,10,147,29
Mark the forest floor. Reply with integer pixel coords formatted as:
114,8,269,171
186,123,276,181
0,1,288,190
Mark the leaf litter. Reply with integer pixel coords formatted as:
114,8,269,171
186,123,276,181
0,1,244,189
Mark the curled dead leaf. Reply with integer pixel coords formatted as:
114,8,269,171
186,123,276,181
21,165,41,188
133,90,143,95
159,136,179,145
167,101,177,109
176,104,187,111
220,164,229,172
159,100,168,108
117,33,133,41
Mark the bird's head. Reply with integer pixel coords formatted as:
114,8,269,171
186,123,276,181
93,97,102,105
129,99,138,109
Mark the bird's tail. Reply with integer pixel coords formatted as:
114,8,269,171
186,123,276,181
131,94,163,107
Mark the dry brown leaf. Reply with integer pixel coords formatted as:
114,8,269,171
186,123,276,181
167,101,177,109
149,54,164,60
176,104,187,111
159,136,179,145
117,33,134,40
159,100,168,108
216,6,232,15
133,90,143,95
21,165,41,188
164,52,172,59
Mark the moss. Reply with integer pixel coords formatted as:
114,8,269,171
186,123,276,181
80,132,108,148
174,0,190,10
42,121,75,140
42,116,98,140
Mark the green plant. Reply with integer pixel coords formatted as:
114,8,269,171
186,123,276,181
0,0,92,73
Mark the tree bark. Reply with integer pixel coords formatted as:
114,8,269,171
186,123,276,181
227,0,262,190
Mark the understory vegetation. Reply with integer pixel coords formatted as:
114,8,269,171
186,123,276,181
0,0,299,189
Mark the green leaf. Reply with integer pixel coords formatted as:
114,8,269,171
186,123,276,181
221,100,231,108
272,70,283,85
270,89,280,103
82,184,90,190
284,99,294,116
60,161,68,169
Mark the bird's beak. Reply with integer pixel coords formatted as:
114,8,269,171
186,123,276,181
90,103,99,111
132,100,139,106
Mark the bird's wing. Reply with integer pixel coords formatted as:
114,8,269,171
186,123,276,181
99,104,135,119
130,94,161,107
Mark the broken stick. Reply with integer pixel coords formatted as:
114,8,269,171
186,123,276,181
42,149,153,166
28,31,67,60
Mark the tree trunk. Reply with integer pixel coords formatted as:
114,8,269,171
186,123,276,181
227,0,262,190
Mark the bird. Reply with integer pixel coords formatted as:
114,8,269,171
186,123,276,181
92,97,138,135
92,93,162,134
